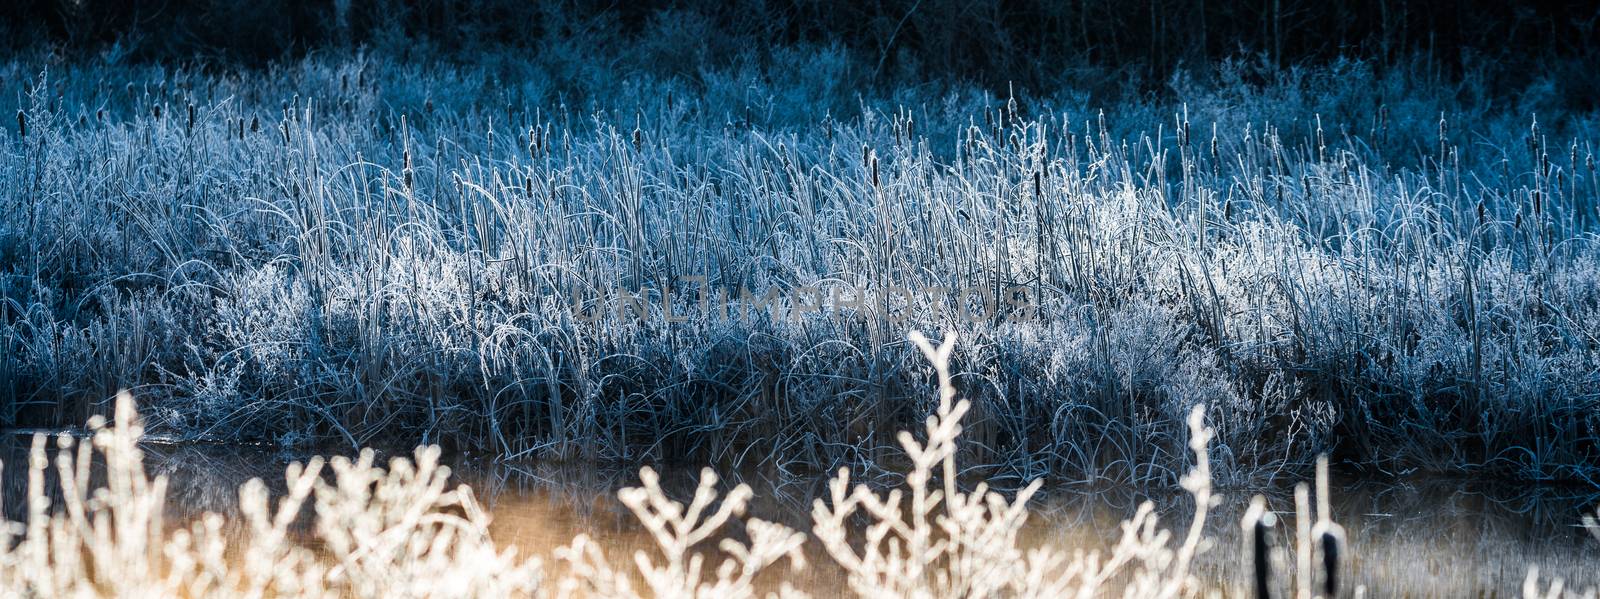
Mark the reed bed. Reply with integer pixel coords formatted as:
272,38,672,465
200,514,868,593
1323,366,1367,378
2,53,1599,485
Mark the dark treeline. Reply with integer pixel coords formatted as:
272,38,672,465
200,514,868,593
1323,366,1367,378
3,1,1597,94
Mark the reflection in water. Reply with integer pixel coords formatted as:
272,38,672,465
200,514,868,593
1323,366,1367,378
4,435,1598,597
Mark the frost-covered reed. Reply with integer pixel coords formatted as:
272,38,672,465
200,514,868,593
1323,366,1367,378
2,53,1598,482
0,391,543,597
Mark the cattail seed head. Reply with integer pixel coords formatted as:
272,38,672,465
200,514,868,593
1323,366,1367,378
871,152,880,189
1210,124,1219,163
1314,521,1347,597
1315,114,1325,156
1178,106,1191,148
16,110,25,138
1242,496,1276,599
403,149,414,190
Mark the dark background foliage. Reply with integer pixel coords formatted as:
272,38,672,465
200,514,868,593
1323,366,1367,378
4,1,1597,93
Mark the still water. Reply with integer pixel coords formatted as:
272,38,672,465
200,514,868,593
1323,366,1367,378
4,436,1598,597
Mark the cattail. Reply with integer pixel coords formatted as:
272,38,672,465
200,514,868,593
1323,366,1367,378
154,104,161,120
251,115,260,133
1571,140,1579,177
1210,123,1219,164
1242,496,1277,599
632,126,641,150
1315,114,1325,161
238,117,245,140
186,103,195,134
403,148,414,191
96,108,103,122
871,151,880,190
1315,524,1345,597
1314,457,1347,598
16,110,25,138
1177,105,1191,148
1438,112,1448,158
